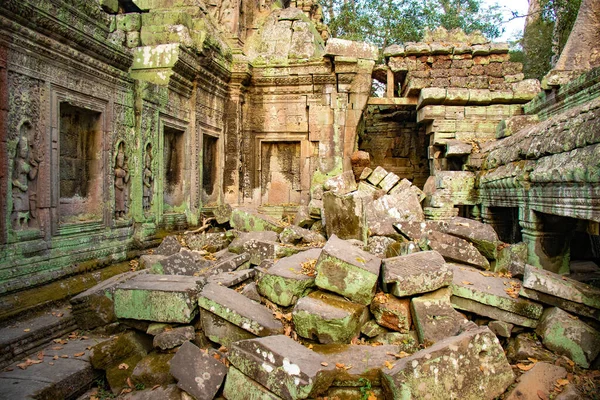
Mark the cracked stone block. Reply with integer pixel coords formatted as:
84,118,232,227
521,264,600,313
494,243,527,278
357,181,378,195
359,167,373,180
154,235,181,256
506,362,567,400
451,295,539,328
437,217,500,259
370,292,412,333
114,275,203,323
427,231,490,270
505,333,556,364
228,335,336,399
230,207,285,233
382,250,452,297
170,341,228,400
450,264,543,321
313,344,401,387
240,281,262,302
228,231,279,254
293,290,370,344
70,270,147,330
185,232,231,253
488,320,513,338
243,239,301,265
315,234,382,305
366,192,425,237
153,326,195,350
200,309,256,348
130,353,176,387
535,307,600,368
198,283,283,337
294,205,314,229
378,172,400,192
223,366,282,400
361,319,389,338
394,220,440,241
411,288,475,345
279,225,326,245
381,327,514,400
257,248,321,306
158,249,213,276
367,166,389,186
323,170,358,195
365,236,398,258
323,191,368,241
198,252,250,278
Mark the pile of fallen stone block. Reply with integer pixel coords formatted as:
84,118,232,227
69,168,600,399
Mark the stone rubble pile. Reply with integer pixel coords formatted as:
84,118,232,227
70,167,600,399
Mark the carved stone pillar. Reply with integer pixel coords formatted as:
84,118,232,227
518,208,572,274
0,43,7,244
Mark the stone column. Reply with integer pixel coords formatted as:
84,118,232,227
0,43,7,244
518,207,572,274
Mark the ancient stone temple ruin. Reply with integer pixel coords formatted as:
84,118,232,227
0,0,600,399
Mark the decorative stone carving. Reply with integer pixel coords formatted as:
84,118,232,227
114,143,130,219
143,144,154,212
11,123,39,230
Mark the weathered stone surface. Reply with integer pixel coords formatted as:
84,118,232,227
153,325,195,350
243,239,301,265
381,327,514,400
506,333,556,364
315,234,382,305
223,366,282,400
437,217,500,259
535,307,600,368
521,264,600,310
450,264,543,321
366,191,425,236
427,231,490,269
359,167,373,181
372,332,420,352
382,250,452,297
451,295,539,328
361,319,389,338
228,231,279,254
323,170,357,195
241,281,262,303
378,172,400,192
365,236,397,258
506,362,567,400
411,288,475,345
119,384,181,400
488,320,513,338
257,248,321,306
293,290,369,344
206,268,255,287
185,232,231,253
494,243,527,277
394,220,440,242
230,208,285,233
351,150,371,181
312,344,401,387
322,191,368,241
139,255,167,273
70,270,147,330
213,203,233,224
114,275,203,323
200,309,257,348
325,38,379,60
279,225,326,245
366,166,388,186
170,341,227,400
130,352,176,387
228,335,336,399
520,287,600,321
294,205,314,229
157,249,212,276
154,236,181,256
198,283,283,336
370,292,412,333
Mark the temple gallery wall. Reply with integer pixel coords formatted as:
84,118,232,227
1,0,600,314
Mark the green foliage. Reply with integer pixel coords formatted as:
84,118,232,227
539,0,581,53
358,377,373,400
320,0,504,47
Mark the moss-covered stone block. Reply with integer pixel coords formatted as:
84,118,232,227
381,327,514,399
257,248,321,306
223,366,282,400
113,275,202,323
90,330,153,372
315,235,381,305
130,352,176,387
370,292,412,333
230,208,285,233
293,290,369,344
382,250,452,297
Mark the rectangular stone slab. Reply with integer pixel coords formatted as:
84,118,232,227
257,248,321,306
228,335,336,399
381,327,514,400
315,234,381,305
198,283,283,336
449,264,543,320
522,264,600,310
519,287,600,321
223,366,283,400
200,309,257,348
113,275,202,323
451,295,539,328
230,208,285,233
382,250,452,297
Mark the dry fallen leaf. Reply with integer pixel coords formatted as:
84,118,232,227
118,363,129,370
152,385,160,390
60,355,69,359
74,352,85,357
23,329,31,332
537,390,549,400
127,377,134,388
37,351,44,360
516,363,535,371
461,281,473,285
53,355,58,360
17,363,28,370
335,363,345,369
384,361,395,369
52,346,63,350
321,362,328,367
556,378,569,386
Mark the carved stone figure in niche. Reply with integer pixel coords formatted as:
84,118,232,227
114,143,130,219
219,0,235,29
143,144,153,212
12,123,39,230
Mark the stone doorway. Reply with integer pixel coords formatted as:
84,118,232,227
260,141,301,205
58,103,103,224
202,134,218,201
163,126,185,209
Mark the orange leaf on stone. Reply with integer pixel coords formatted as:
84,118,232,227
118,363,129,370
516,363,535,371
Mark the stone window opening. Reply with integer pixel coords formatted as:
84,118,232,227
163,125,185,209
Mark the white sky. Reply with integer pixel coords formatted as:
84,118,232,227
483,0,530,42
